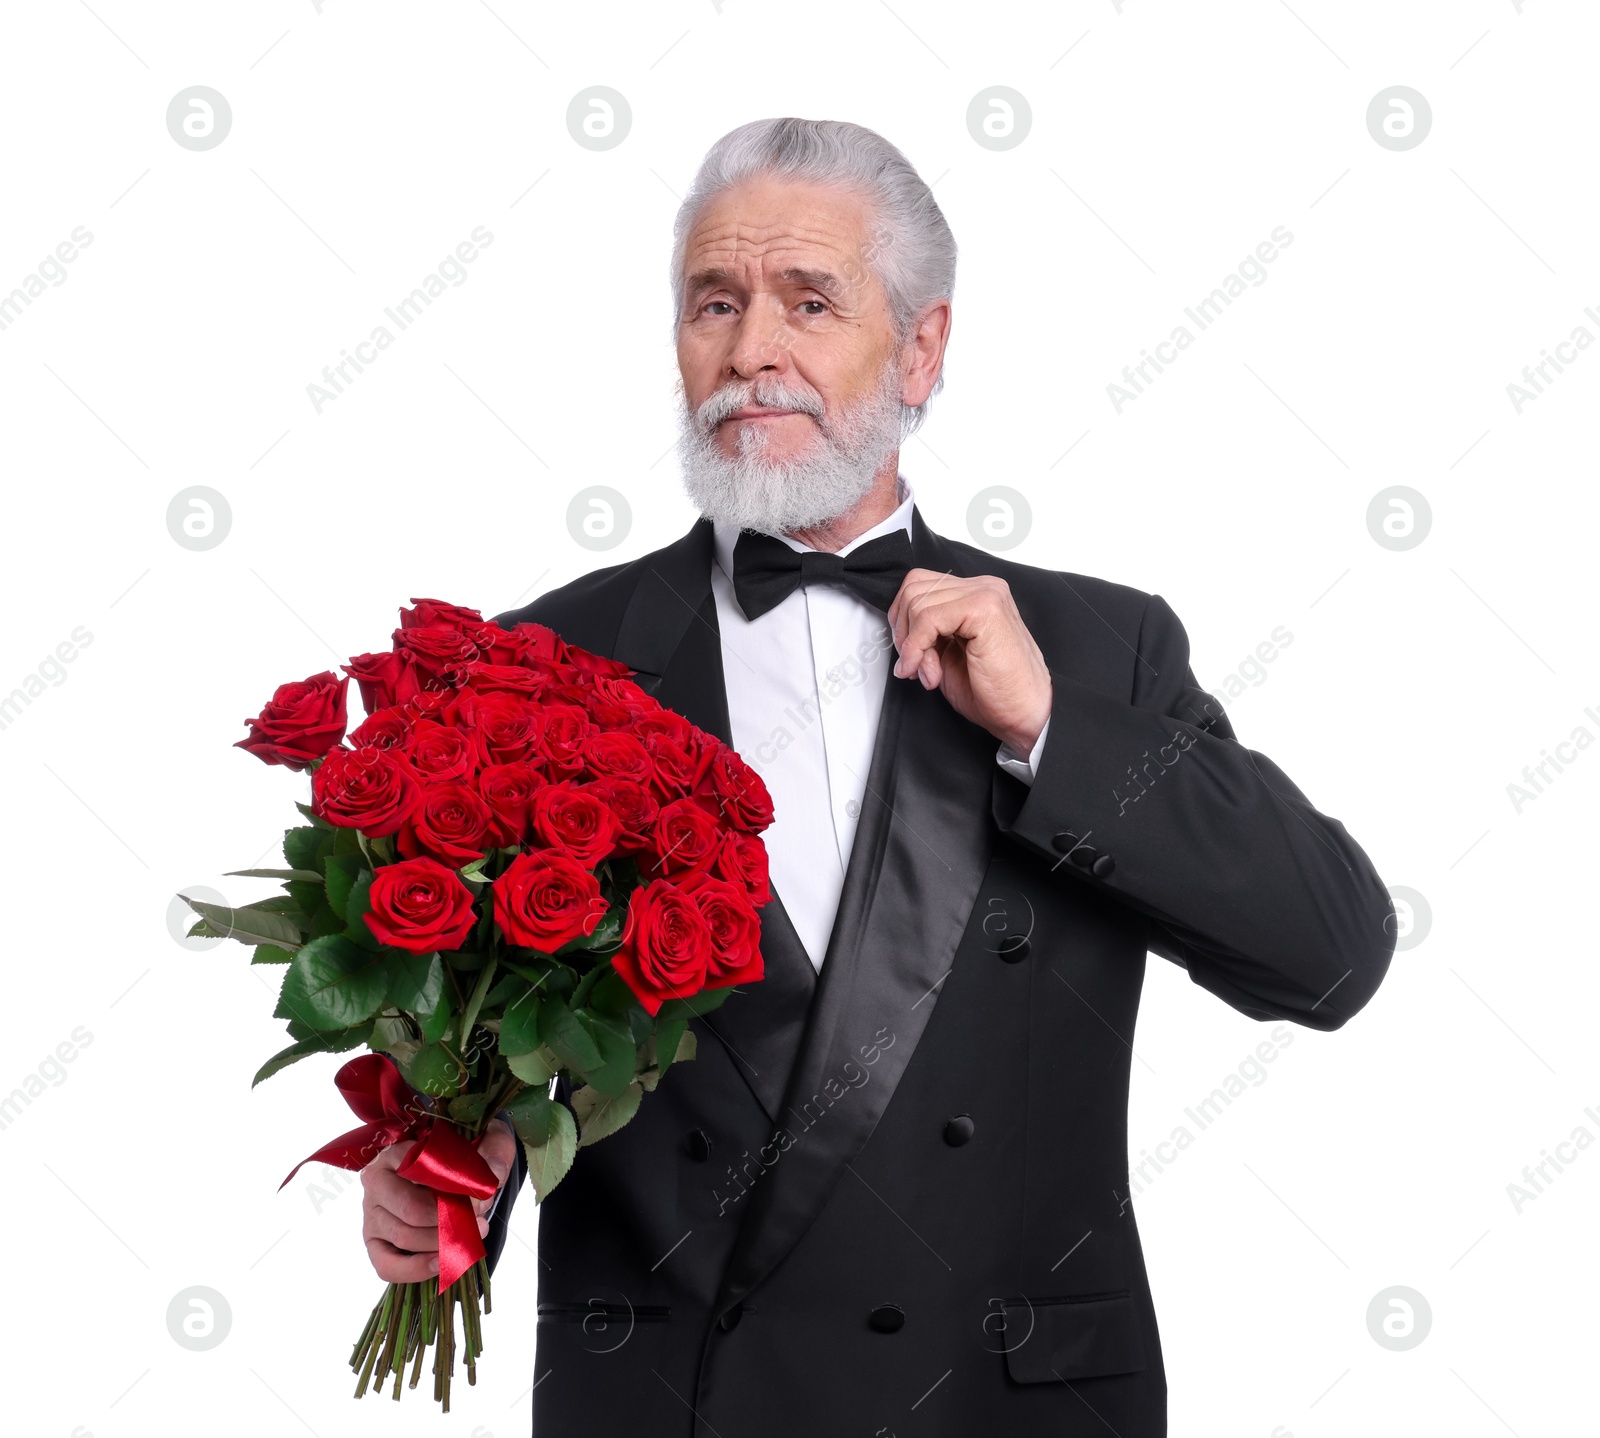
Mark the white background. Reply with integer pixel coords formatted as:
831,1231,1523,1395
1,2,1595,1435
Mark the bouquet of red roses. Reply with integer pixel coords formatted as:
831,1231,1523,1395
181,598,772,1410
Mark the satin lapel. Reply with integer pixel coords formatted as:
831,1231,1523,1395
714,509,998,1312
613,520,816,1127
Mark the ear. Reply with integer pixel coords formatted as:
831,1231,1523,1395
899,300,952,408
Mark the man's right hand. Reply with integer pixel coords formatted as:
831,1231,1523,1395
360,1120,519,1283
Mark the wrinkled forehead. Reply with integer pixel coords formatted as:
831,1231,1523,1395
680,177,882,300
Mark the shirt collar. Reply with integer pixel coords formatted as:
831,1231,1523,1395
712,475,914,581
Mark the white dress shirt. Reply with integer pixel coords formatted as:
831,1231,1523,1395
711,478,1050,969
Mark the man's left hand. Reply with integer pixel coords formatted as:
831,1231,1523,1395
888,570,1052,755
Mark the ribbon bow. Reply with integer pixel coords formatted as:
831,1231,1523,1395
280,1054,500,1293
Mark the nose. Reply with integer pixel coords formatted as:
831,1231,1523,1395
725,296,793,382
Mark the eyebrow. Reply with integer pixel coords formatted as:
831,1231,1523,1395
682,265,847,303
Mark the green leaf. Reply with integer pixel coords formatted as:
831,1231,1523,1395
251,944,294,965
448,1092,490,1127
571,1081,643,1147
344,869,375,933
539,997,603,1073
557,906,624,955
575,1011,637,1097
569,961,609,1011
182,896,304,951
226,868,324,882
283,824,331,872
499,987,544,1056
654,1017,687,1079
405,1042,465,1097
369,1013,421,1069
293,803,332,830
419,992,453,1045
588,968,637,1017
385,951,444,1013
506,1048,557,1086
323,853,363,918
286,878,324,914
251,1023,372,1086
458,955,499,1049
505,1090,577,1202
481,971,525,1010
655,988,735,1023
240,895,312,916
275,935,390,1031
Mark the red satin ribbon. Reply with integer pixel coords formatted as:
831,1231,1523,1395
280,1053,499,1293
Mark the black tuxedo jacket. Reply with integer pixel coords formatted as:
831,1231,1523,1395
486,509,1394,1437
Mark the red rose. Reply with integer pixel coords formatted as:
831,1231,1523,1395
473,693,544,764
716,828,772,907
348,705,413,752
703,745,775,833
632,709,694,748
583,730,654,786
343,650,420,713
563,646,632,678
312,746,420,836
593,674,659,719
364,857,477,954
482,621,564,667
641,731,712,800
585,777,658,855
397,782,494,867
681,871,764,985
407,689,459,722
393,624,480,684
612,879,713,1014
461,662,549,698
531,781,622,867
399,598,484,632
236,671,349,770
493,849,606,952
477,761,542,847
539,703,593,779
405,721,479,783
650,798,722,877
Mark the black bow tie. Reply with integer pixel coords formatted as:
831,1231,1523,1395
731,528,913,622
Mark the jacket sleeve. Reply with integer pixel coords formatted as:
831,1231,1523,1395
993,592,1395,1030
482,1114,527,1277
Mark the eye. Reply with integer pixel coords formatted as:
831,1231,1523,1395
799,300,828,316
704,301,734,316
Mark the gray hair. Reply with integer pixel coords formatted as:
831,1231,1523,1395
669,117,957,433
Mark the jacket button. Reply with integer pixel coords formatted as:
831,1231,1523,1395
996,934,1030,963
1092,853,1116,879
685,1129,712,1162
944,1115,975,1147
868,1304,905,1333
1051,831,1079,853
718,1305,743,1332
1069,844,1098,869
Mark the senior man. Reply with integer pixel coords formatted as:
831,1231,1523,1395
360,117,1395,1436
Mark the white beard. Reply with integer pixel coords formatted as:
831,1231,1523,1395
677,363,906,534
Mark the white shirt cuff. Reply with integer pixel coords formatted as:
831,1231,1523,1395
995,715,1051,786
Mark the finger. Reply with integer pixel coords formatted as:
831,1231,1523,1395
365,1203,444,1256
362,1165,440,1231
887,568,945,629
889,572,970,651
364,1236,441,1285
478,1123,517,1186
895,594,983,680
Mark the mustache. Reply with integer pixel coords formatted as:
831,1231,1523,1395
691,377,828,432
